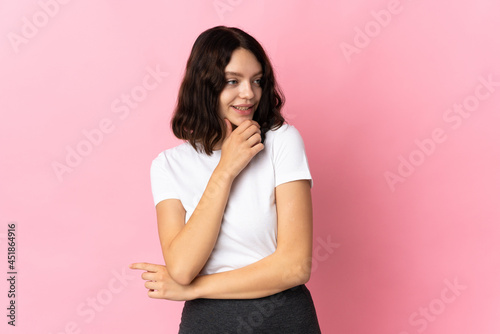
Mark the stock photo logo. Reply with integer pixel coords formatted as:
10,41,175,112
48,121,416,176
384,74,500,192
282,235,340,286
7,0,73,54
398,277,467,334
51,64,169,182
230,291,287,334
3,222,18,326
340,0,404,64
47,267,136,334
213,0,244,20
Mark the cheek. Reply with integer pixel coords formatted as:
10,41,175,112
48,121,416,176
219,90,233,106
255,89,263,102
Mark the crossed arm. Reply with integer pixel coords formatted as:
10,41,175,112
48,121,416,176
130,178,313,301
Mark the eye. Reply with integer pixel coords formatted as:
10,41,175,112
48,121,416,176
226,79,237,85
253,78,262,86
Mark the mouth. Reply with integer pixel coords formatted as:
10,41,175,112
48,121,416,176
232,104,254,115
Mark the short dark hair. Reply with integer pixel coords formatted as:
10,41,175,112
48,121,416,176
171,26,285,155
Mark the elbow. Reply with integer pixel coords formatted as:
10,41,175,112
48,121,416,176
295,264,312,285
167,263,197,286
283,257,312,287
164,250,198,286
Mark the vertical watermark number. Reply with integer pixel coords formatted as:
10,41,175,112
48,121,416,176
6,222,17,326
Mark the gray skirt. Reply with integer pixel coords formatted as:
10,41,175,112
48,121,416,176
178,284,321,333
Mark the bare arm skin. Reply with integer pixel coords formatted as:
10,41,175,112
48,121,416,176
131,179,313,300
157,119,264,285
190,179,313,299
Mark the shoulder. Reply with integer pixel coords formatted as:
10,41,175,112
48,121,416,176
151,141,193,167
266,122,307,147
268,122,295,135
266,122,301,139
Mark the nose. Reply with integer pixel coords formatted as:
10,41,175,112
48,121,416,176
238,80,255,100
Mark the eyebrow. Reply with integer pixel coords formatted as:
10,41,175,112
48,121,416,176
225,71,263,77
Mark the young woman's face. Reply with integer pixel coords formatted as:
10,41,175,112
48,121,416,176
219,48,263,129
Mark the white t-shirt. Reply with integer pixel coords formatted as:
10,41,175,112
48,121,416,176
150,123,313,275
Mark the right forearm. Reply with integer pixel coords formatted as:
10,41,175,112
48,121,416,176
166,166,234,284
163,119,263,285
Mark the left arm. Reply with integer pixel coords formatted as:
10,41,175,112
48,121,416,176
130,179,313,300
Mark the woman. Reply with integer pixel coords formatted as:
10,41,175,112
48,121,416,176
130,26,321,333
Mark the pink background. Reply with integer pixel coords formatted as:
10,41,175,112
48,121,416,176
1,0,500,333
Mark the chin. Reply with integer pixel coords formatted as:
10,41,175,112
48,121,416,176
230,116,252,127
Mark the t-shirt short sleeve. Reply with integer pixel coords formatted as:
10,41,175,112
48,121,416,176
150,152,180,206
273,125,313,188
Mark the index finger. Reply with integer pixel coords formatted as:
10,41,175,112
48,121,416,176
234,120,260,134
129,262,161,272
